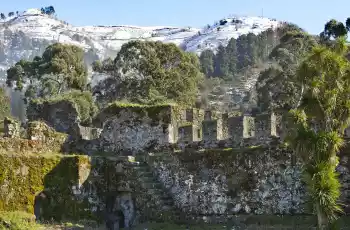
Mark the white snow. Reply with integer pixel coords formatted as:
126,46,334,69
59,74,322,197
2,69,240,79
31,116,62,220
0,9,281,60
22,8,42,16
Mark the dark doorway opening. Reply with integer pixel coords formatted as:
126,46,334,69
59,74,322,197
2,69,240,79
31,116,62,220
117,210,125,228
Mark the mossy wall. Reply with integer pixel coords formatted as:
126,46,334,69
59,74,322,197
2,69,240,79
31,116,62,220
0,152,150,223
0,153,92,221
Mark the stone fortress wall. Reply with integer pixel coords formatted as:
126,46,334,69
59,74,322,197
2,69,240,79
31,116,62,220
92,104,283,154
10,101,350,228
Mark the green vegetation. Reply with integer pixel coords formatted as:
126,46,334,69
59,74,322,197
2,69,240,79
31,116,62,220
93,40,203,107
0,87,11,134
93,101,176,126
0,211,40,230
7,43,88,102
199,23,300,81
256,28,318,112
0,152,94,222
32,90,97,125
287,38,350,229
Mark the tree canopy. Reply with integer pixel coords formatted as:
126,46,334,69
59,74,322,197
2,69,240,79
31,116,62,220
6,43,88,101
0,87,10,123
256,29,318,111
287,37,350,229
93,40,203,106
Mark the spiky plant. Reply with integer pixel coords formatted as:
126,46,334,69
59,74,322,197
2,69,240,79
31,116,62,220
287,37,350,229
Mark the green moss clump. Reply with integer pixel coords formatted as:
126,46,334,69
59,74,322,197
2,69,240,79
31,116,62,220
94,101,178,126
0,153,94,222
0,211,39,230
27,121,67,149
32,90,97,125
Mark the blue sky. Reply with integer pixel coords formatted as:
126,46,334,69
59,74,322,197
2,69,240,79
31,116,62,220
2,0,349,34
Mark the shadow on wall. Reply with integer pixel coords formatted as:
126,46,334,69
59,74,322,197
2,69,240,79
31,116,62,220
5,87,26,122
32,156,136,229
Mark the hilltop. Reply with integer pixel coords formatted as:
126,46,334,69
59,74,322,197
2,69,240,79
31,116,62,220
0,8,280,72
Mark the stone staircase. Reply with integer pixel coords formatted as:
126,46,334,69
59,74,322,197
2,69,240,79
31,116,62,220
128,153,335,229
129,156,186,223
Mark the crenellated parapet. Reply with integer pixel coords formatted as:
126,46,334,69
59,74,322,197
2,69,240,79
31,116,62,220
174,107,282,149
90,104,285,154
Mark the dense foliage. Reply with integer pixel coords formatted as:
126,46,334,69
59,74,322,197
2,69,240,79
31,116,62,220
0,87,11,132
7,43,88,101
199,23,301,81
256,29,318,111
287,38,350,229
320,18,350,41
93,40,203,107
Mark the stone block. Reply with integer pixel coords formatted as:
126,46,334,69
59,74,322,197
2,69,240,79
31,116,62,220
204,110,212,120
221,113,229,139
178,125,195,143
228,116,255,146
78,125,102,140
254,113,277,140
202,119,223,141
3,117,20,138
186,109,194,122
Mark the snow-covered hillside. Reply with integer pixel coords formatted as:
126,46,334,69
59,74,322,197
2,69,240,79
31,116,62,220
0,8,281,66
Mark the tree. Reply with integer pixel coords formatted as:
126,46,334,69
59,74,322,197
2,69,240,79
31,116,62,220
6,43,88,101
0,13,5,20
287,38,350,229
47,6,55,15
256,30,317,111
93,40,203,106
0,87,10,124
199,49,215,77
8,12,14,17
225,38,238,78
236,34,250,70
213,44,228,77
322,19,348,40
346,17,350,32
246,33,258,66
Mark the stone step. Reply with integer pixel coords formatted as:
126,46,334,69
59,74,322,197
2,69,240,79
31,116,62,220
135,171,154,177
146,187,164,193
132,165,151,172
138,176,155,183
142,182,163,189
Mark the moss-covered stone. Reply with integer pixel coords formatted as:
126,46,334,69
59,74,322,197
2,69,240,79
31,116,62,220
93,102,178,128
27,121,68,148
30,90,97,125
3,117,20,138
0,153,94,221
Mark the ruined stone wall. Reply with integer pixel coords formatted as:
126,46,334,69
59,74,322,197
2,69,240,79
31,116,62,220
0,153,173,226
27,100,80,136
95,104,176,154
148,146,350,216
148,147,304,216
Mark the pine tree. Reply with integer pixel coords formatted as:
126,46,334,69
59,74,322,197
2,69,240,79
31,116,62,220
199,49,215,77
225,38,238,78
236,34,250,70
246,33,258,66
213,44,229,77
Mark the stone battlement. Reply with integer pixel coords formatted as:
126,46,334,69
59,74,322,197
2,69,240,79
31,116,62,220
174,108,281,149
95,104,283,153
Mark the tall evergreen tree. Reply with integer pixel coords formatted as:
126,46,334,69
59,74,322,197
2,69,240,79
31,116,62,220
236,34,250,70
246,33,258,66
213,44,228,77
199,49,215,77
225,38,238,78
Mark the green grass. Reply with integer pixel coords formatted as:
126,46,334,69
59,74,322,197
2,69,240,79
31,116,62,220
0,211,40,230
